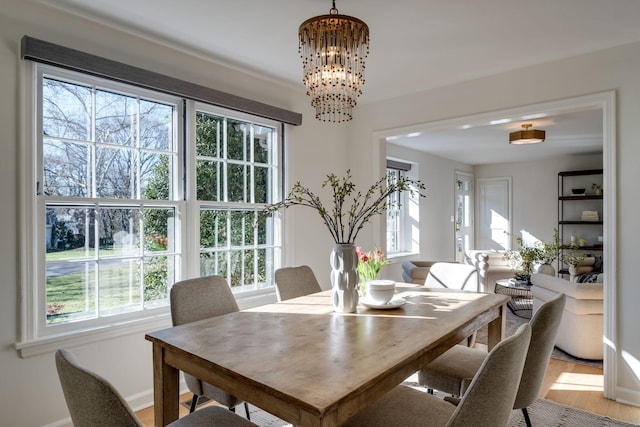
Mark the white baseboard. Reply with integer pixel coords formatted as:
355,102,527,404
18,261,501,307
616,386,640,408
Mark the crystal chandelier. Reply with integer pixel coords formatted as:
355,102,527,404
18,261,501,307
298,0,370,123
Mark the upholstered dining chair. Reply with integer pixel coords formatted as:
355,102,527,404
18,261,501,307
274,265,322,301
55,349,256,427
343,323,532,427
170,275,251,419
419,293,566,427
424,262,481,347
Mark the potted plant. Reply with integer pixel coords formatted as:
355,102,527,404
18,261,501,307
263,170,426,312
504,229,561,283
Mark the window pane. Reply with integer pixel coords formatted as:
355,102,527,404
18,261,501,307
254,166,270,203
229,249,246,288
227,163,247,202
200,251,228,277
141,152,172,200
227,119,249,161
143,255,173,304
143,207,175,253
99,207,141,257
43,139,90,197
98,258,142,315
42,78,91,141
140,100,173,150
197,160,223,201
230,210,250,246
46,261,96,324
95,89,136,146
253,125,274,164
96,146,137,198
200,209,228,248
46,206,93,258
256,211,272,245
196,112,222,158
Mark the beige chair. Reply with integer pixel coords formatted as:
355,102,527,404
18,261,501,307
55,349,256,427
343,323,532,427
170,275,250,419
274,265,322,301
419,293,566,427
424,262,480,292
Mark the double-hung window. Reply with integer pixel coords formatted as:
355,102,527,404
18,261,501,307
386,159,419,255
22,64,282,346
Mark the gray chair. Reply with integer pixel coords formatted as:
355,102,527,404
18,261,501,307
55,349,256,427
419,293,566,427
424,262,481,347
170,275,250,419
274,265,322,301
343,323,532,427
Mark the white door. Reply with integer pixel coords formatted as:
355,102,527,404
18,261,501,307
477,178,512,250
455,172,474,262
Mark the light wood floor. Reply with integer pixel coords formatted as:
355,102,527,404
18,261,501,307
136,357,640,426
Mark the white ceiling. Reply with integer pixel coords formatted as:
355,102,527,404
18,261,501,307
37,0,640,164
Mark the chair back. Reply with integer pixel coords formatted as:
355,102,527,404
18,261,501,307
274,265,322,301
55,349,142,427
514,293,566,409
448,323,531,427
425,262,479,292
170,275,239,326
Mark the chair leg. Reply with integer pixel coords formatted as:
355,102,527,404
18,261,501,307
244,402,251,420
427,388,434,394
522,407,532,427
189,395,199,413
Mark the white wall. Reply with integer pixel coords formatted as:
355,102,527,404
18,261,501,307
475,154,603,244
0,2,348,426
350,42,640,404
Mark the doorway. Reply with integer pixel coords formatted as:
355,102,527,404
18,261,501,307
376,91,616,398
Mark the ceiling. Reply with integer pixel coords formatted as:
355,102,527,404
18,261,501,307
37,0,640,164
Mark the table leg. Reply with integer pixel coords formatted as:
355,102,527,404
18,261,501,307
152,343,179,426
487,302,507,351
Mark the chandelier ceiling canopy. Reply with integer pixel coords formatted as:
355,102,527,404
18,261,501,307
298,0,370,123
509,123,546,144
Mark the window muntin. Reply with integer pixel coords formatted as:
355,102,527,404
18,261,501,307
195,108,279,292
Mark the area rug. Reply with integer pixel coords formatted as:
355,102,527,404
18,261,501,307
475,309,603,369
244,396,638,427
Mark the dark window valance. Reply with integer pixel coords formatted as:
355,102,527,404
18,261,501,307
386,159,412,171
21,36,302,126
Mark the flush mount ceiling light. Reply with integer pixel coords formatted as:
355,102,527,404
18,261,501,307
509,123,546,145
298,0,369,123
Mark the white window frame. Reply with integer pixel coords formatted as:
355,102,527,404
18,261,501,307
17,63,283,357
386,160,420,257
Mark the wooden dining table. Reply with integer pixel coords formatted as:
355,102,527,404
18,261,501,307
145,283,509,427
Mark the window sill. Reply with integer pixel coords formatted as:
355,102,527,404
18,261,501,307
16,312,173,358
16,289,278,358
387,251,420,262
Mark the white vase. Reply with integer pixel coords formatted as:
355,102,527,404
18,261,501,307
536,262,556,276
330,243,359,313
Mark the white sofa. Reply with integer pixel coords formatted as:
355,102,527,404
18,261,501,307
531,273,603,360
463,250,513,293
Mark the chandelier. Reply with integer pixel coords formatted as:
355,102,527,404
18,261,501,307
298,0,370,123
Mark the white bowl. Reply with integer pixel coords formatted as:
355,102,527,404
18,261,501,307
367,280,396,304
